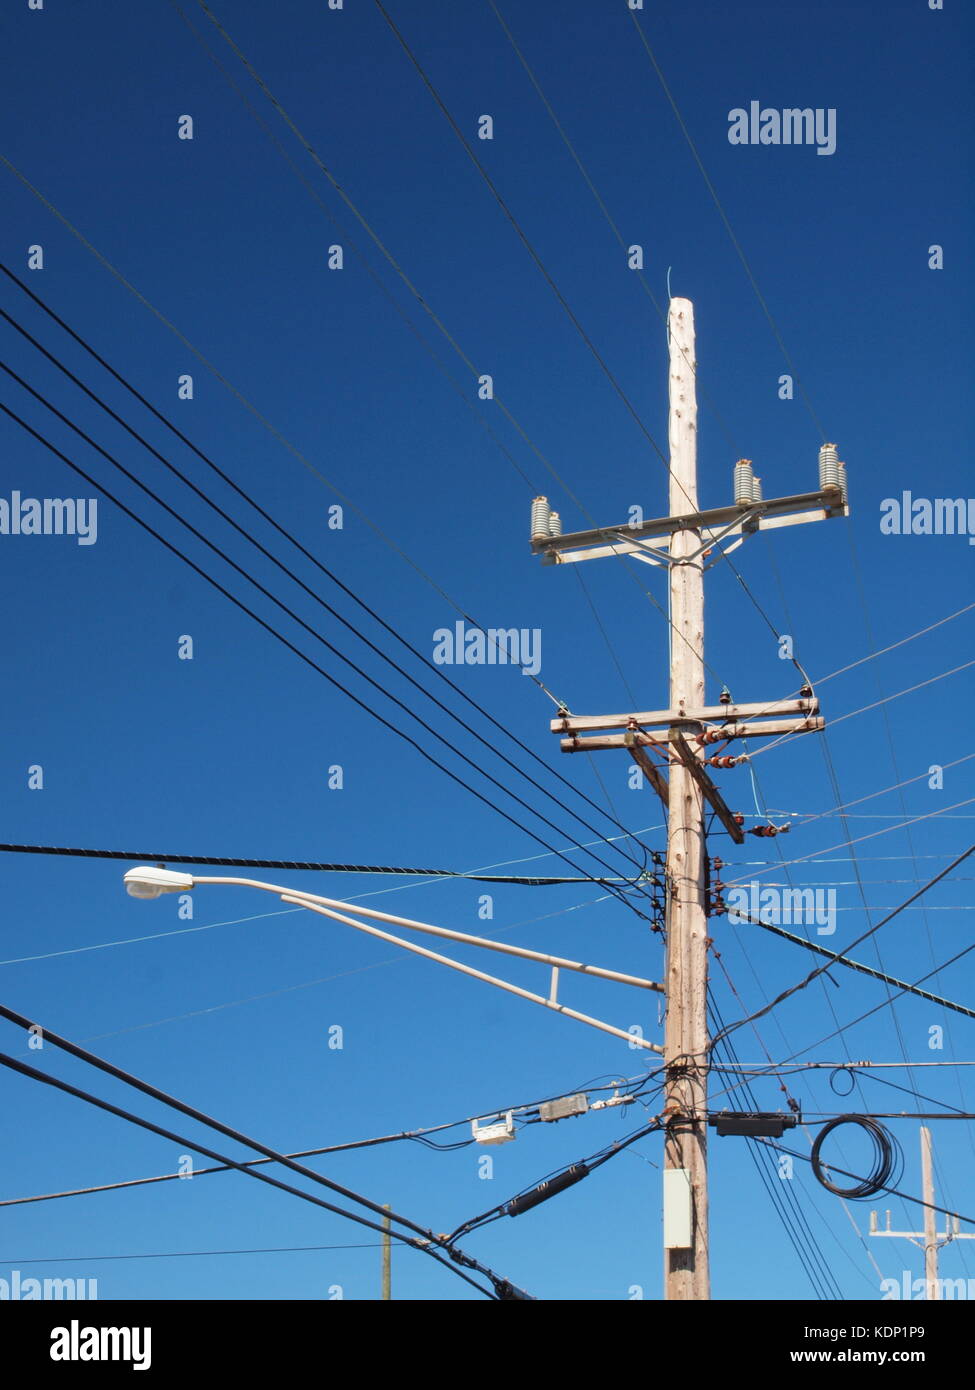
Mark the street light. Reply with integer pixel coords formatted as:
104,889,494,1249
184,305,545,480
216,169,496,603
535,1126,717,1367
123,866,195,898
122,867,664,1053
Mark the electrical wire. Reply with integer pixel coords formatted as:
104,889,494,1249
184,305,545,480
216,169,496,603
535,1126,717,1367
724,799,975,888
0,1073,645,1211
0,265,659,870
728,907,975,1021
0,1047,501,1299
0,1243,384,1265
0,344,653,898
372,0,813,696
0,841,648,886
177,0,732,695
445,1114,666,1244
810,1117,900,1200
713,844,975,1048
0,1000,541,1297
758,1136,973,1228
0,396,654,918
628,7,827,441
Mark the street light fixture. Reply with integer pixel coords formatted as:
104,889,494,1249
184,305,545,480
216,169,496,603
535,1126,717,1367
122,867,665,1054
123,866,196,899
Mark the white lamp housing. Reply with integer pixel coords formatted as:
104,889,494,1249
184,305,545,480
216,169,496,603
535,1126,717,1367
124,866,195,899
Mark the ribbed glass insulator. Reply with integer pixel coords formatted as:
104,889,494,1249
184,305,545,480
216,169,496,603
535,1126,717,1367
548,511,563,537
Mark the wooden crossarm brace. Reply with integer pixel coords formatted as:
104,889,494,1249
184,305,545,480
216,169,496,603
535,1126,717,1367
669,732,744,844
623,730,670,809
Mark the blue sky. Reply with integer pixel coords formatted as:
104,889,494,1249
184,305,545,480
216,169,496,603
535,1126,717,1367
0,0,972,1301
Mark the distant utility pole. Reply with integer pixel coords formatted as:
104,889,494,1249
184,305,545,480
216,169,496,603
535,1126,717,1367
382,1204,392,1301
869,1126,975,1299
529,297,848,1300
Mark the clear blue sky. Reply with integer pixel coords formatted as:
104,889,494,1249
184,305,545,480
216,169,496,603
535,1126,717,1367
1,0,972,1301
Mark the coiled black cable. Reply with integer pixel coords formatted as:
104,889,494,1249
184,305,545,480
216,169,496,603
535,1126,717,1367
811,1115,898,1198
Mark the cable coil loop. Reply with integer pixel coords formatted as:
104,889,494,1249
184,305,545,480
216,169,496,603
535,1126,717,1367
811,1115,897,1198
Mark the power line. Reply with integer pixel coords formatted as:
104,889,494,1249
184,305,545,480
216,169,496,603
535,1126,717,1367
0,1001,532,1298
0,396,655,916
788,940,975,1063
0,841,648,886
372,0,812,694
445,1114,667,1245
0,1047,500,1299
757,1135,975,1228
0,266,657,870
0,316,653,893
628,7,827,440
707,989,843,1298
714,843,975,1046
0,1074,647,1211
812,603,975,689
485,0,740,457
373,0,675,476
177,0,732,694
1,1243,383,1265
725,798,975,888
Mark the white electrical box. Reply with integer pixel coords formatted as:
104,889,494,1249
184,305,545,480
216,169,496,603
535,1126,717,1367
471,1112,516,1146
663,1168,693,1248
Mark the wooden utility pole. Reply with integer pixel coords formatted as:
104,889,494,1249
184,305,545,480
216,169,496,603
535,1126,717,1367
530,294,847,1301
870,1126,975,1298
662,299,709,1299
381,1204,391,1300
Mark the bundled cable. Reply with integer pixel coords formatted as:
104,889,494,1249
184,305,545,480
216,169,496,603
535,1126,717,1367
811,1115,899,1199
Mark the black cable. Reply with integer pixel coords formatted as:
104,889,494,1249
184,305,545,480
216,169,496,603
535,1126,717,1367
760,1132,975,1228
180,0,730,695
0,841,649,886
851,1067,975,1120
708,1002,835,1299
372,0,675,475
0,1048,498,1299
0,356,651,902
0,397,653,920
0,1001,534,1297
0,266,657,877
791,939,975,1063
708,990,842,1299
374,0,819,696
729,906,975,1020
0,1074,648,1211
712,843,975,1047
446,1116,665,1244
